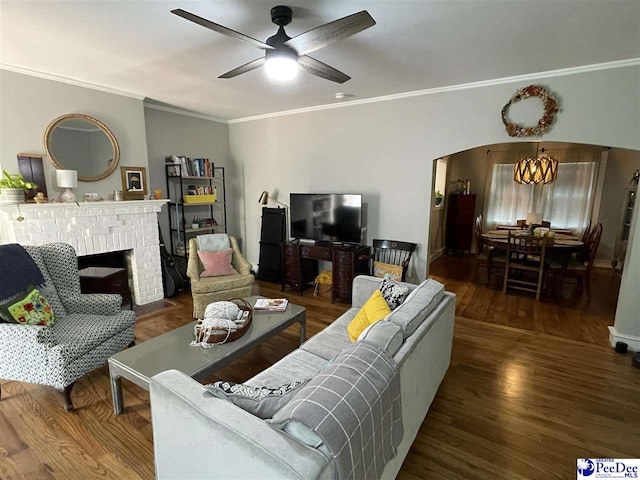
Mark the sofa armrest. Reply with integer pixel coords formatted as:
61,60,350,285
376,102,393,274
150,370,330,480
61,294,123,315
0,323,55,345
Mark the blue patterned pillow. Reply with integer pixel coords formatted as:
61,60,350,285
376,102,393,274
379,274,410,310
204,380,308,419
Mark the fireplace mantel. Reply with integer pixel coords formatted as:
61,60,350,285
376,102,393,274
0,199,168,305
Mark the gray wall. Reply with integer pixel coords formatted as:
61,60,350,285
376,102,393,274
229,66,640,283
0,69,148,198
598,148,640,262
143,107,232,256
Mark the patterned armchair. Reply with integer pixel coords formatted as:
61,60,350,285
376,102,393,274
187,236,254,319
0,243,135,410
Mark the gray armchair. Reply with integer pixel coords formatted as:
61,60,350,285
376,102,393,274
0,243,135,410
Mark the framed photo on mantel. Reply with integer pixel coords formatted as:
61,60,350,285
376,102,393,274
121,166,147,200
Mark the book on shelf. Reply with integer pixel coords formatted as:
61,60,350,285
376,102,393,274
253,298,288,312
165,155,215,177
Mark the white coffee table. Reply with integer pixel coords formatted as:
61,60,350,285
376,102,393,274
108,296,306,414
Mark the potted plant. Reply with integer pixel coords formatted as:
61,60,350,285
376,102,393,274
434,190,444,207
0,170,37,204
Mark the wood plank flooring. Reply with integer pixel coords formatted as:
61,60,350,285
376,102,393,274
429,255,621,346
1,277,638,480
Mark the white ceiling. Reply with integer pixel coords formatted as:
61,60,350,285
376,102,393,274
1,1,639,120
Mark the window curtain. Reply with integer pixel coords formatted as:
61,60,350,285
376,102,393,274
483,149,536,229
483,147,600,233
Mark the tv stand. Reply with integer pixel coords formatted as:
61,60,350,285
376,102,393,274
281,242,371,303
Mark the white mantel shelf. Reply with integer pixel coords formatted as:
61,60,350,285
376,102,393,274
0,199,169,306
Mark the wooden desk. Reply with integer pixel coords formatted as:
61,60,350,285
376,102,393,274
281,242,370,303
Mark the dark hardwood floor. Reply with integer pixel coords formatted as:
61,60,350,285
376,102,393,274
429,254,621,346
0,274,638,480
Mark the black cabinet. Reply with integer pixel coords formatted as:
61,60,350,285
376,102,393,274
257,207,287,282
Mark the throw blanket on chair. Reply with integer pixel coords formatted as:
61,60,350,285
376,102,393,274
272,341,403,480
0,243,45,300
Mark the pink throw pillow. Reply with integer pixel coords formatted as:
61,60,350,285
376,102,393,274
198,249,238,277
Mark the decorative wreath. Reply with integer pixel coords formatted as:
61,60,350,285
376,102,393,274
501,85,558,137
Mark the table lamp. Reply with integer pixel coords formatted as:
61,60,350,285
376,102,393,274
56,170,78,203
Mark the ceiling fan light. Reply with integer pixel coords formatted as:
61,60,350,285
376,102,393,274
264,53,298,81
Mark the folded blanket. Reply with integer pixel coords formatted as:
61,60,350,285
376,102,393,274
0,244,45,300
272,342,403,480
197,234,229,251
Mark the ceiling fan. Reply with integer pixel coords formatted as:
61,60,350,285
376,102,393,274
171,6,376,83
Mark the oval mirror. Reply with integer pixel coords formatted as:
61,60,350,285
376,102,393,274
44,114,120,182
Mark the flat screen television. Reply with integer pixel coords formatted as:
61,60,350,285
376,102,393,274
290,193,362,244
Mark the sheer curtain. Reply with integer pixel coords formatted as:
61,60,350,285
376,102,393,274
484,147,600,232
484,149,535,228
536,149,599,231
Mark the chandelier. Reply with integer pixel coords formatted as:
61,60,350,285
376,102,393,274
514,146,558,185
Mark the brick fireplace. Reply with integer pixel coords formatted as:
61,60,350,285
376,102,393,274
0,200,168,305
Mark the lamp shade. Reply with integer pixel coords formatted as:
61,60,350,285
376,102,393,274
56,170,78,188
526,212,543,226
258,191,269,205
514,154,558,185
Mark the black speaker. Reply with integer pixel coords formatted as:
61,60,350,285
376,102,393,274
258,207,286,282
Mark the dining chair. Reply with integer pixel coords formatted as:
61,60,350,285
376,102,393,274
550,223,603,300
502,232,551,300
474,215,505,287
517,219,551,229
368,239,417,282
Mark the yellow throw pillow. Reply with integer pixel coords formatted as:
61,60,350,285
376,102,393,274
347,290,391,342
373,261,403,282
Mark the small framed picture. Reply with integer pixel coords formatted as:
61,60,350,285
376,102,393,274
121,166,147,198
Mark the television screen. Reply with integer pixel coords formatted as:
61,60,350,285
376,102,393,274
290,193,362,244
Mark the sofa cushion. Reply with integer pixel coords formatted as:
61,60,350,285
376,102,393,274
198,249,238,277
357,320,403,356
379,274,410,310
204,379,308,420
347,290,391,341
246,349,328,388
387,278,445,338
190,273,254,294
299,309,356,361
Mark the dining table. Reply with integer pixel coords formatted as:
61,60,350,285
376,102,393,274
481,229,584,252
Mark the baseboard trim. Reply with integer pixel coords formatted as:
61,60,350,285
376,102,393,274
608,326,640,352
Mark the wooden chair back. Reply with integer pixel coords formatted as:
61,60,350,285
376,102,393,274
503,232,551,300
371,239,417,281
474,214,484,253
584,223,603,270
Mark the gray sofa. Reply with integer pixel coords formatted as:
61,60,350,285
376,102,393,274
150,275,456,479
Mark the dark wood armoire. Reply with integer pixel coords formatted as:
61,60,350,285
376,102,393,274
445,193,476,254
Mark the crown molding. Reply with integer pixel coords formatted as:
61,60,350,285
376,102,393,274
0,63,145,100
143,103,228,124
228,58,640,124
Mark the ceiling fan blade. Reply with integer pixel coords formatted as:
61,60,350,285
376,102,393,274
218,57,266,79
171,9,274,50
285,10,375,56
298,56,350,84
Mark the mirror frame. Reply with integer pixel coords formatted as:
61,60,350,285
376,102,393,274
43,113,120,182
